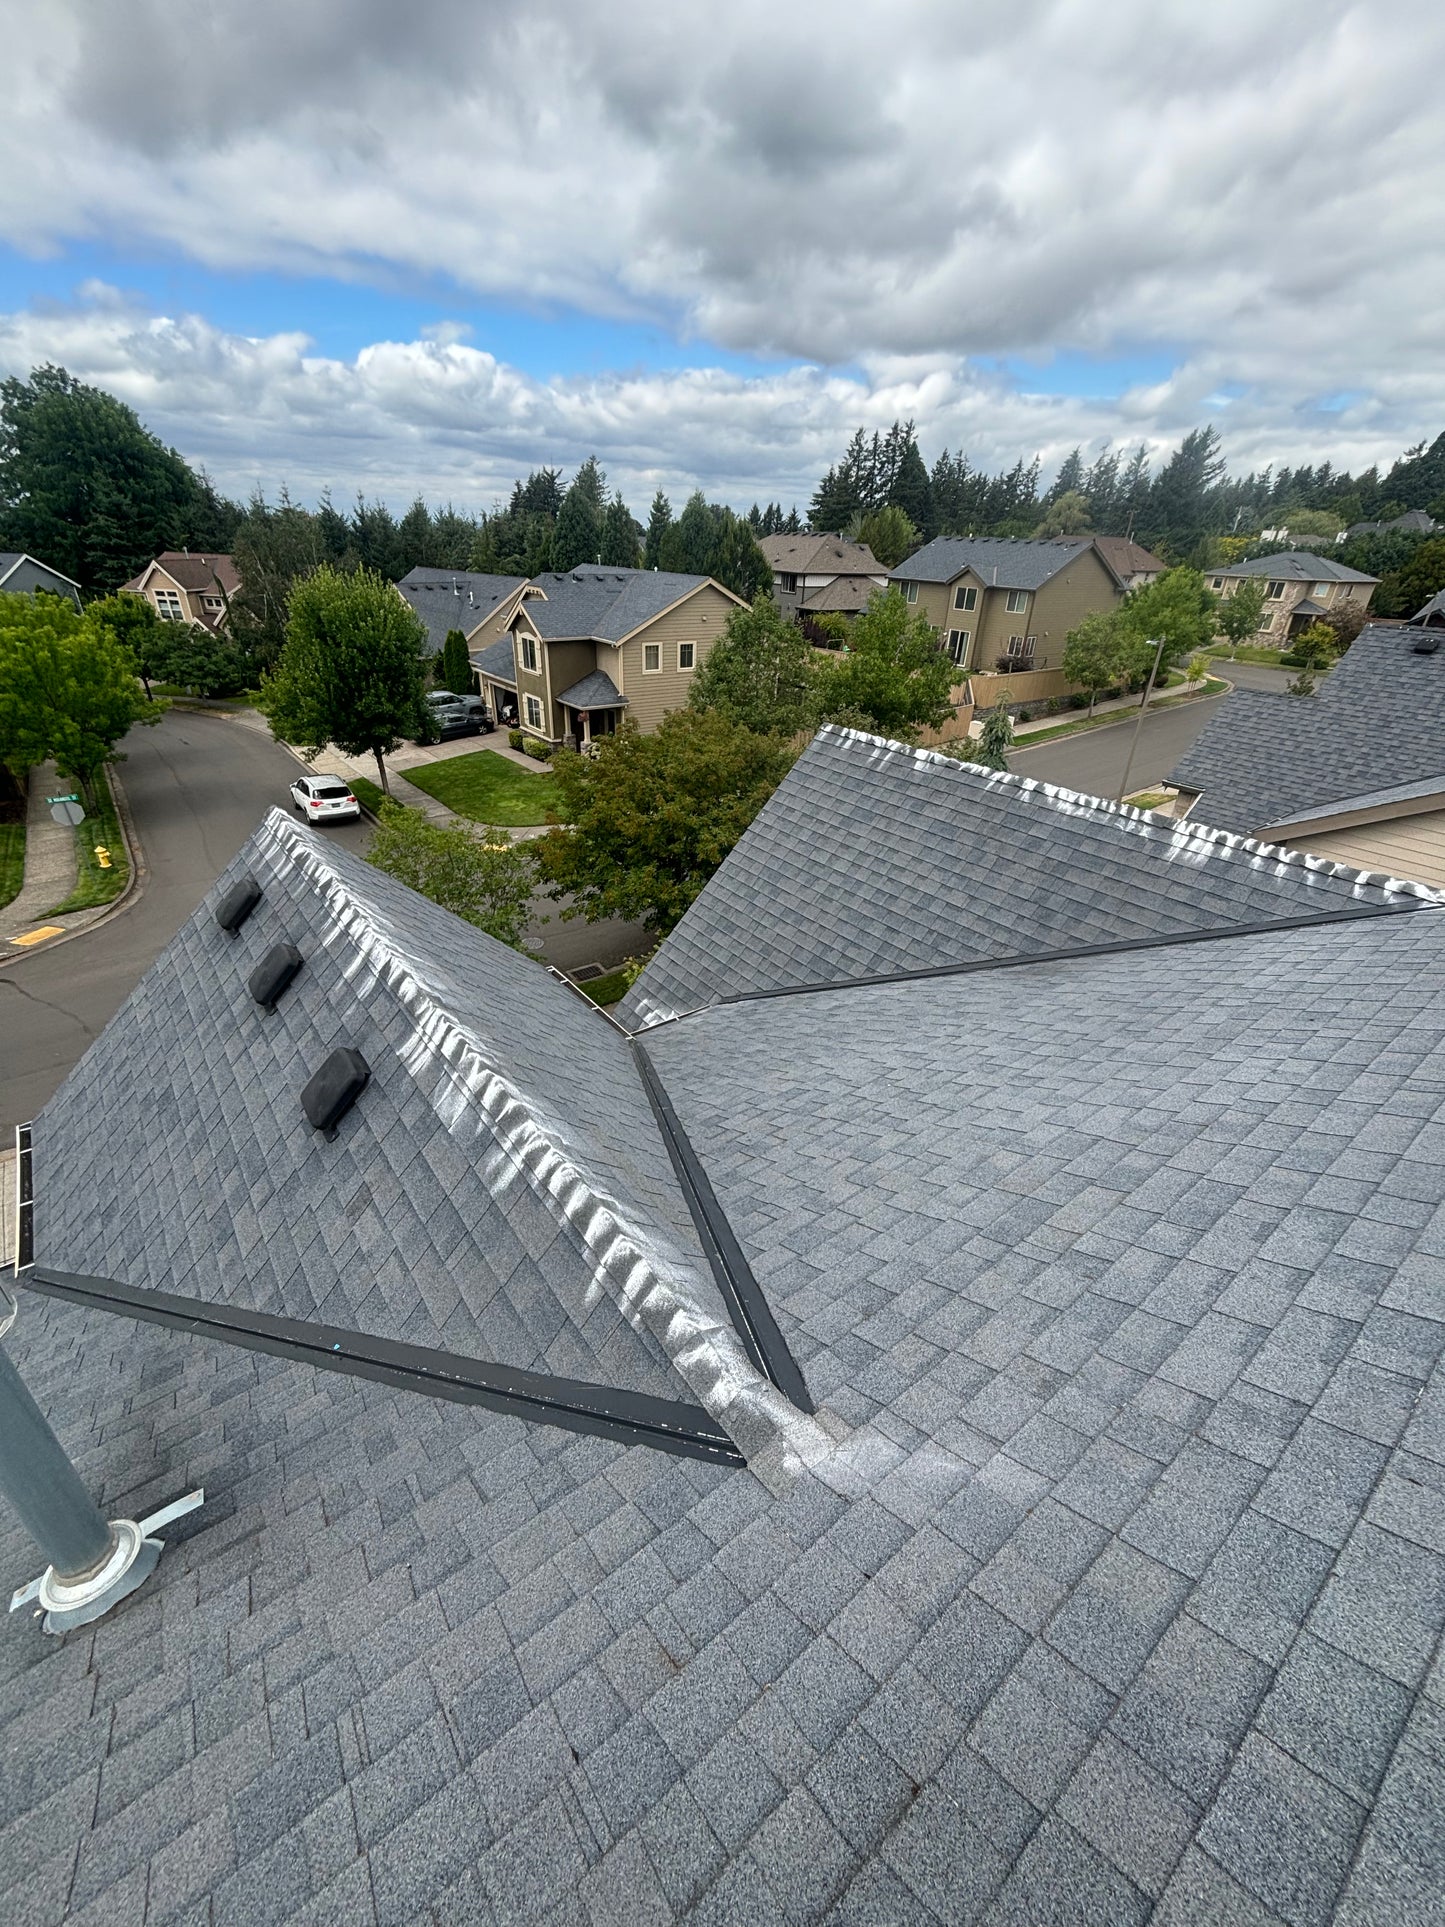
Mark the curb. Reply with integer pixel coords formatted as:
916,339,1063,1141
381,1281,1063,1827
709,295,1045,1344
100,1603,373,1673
1009,680,1233,757
0,765,146,972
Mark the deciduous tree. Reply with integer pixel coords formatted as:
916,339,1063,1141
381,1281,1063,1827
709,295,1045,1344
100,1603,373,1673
365,802,535,950
1214,576,1269,650
262,565,428,794
856,504,918,569
688,596,820,737
816,589,955,741
533,710,798,935
0,592,158,799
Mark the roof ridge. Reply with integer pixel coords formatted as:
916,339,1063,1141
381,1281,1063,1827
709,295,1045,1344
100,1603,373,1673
259,811,827,1480
817,725,1441,899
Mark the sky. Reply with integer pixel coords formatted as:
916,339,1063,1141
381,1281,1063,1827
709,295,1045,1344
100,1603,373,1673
1,0,1442,516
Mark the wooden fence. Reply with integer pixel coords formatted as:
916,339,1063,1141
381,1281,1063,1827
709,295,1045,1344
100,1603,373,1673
967,667,1078,709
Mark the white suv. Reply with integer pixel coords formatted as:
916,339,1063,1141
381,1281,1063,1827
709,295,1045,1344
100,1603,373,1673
289,775,361,823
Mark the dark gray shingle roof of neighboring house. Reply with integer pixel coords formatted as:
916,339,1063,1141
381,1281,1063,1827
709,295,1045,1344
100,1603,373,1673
522,566,725,643
1346,509,1440,537
758,534,883,575
1412,588,1445,625
891,535,1094,590
556,668,626,709
470,634,517,686
617,725,1431,1029
1215,553,1378,584
11,751,1445,1927
396,568,527,651
1169,621,1445,835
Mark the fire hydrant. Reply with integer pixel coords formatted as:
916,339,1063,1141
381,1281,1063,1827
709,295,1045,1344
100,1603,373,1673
94,845,112,869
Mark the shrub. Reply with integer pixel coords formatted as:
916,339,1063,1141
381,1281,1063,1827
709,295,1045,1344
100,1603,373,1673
507,728,524,751
523,736,552,760
1016,707,1033,723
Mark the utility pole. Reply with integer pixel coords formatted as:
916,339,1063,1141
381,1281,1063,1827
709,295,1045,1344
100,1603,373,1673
1115,637,1166,805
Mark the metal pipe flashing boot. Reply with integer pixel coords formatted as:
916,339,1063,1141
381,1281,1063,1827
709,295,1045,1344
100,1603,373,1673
1,1329,202,1636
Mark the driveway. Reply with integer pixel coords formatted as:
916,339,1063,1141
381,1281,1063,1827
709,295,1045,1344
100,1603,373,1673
1008,692,1231,800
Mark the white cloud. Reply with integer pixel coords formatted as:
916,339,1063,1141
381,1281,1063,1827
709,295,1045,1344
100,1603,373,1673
0,289,1429,513
1,0,1442,499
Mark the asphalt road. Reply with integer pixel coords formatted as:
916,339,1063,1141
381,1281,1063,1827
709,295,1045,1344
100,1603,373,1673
0,711,366,1132
1007,691,1230,799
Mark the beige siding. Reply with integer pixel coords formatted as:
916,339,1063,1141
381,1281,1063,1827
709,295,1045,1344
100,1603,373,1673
614,585,738,733
1015,551,1125,671
465,592,525,654
1286,813,1445,890
547,641,599,740
512,618,551,735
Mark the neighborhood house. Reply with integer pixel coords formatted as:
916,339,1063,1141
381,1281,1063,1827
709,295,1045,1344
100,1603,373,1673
889,535,1129,671
1207,552,1377,641
483,564,744,750
757,532,888,623
121,551,241,630
0,551,82,608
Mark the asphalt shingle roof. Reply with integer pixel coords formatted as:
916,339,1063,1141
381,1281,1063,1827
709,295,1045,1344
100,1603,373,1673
618,726,1431,1028
557,669,626,709
523,567,721,643
472,635,517,686
891,536,1093,590
7,740,1445,1926
1215,554,1378,585
396,569,527,653
1169,621,1445,834
758,535,883,576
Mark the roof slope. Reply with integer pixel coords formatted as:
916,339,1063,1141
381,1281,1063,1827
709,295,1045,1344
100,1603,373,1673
524,566,723,642
1170,621,1445,834
891,535,1092,589
758,534,883,575
396,568,527,651
6,895,1443,1925
32,812,801,1454
618,726,1433,1027
1091,534,1165,579
1217,553,1377,584
123,551,240,595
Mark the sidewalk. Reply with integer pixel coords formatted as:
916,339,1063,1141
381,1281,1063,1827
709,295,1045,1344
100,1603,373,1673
0,763,78,945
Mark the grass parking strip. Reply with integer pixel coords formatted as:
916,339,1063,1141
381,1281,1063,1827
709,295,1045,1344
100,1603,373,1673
403,749,559,827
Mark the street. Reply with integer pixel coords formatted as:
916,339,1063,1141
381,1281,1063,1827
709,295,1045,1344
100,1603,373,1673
1008,690,1230,798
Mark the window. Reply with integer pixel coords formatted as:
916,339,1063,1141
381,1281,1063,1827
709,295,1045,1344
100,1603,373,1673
524,695,543,729
1211,577,1225,591
1005,589,1029,614
155,590,183,620
203,595,224,610
952,583,978,611
643,643,661,672
1006,634,1031,658
1313,583,1332,599
519,633,538,672
945,630,971,665
1266,580,1287,600
677,641,695,671
1258,613,1275,632
777,572,797,594
901,581,918,603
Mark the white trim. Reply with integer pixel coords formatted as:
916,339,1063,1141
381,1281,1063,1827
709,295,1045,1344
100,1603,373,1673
0,553,83,596
523,694,544,730
677,641,696,672
642,643,661,673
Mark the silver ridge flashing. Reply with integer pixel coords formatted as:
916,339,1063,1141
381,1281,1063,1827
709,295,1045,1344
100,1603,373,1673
254,812,831,1486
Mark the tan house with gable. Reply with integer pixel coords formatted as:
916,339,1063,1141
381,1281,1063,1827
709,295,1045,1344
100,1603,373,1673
889,536,1127,673
394,567,531,667
758,534,887,624
1208,552,1378,643
122,552,240,630
485,565,744,750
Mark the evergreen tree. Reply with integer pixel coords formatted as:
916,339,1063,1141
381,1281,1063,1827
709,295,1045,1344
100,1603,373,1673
441,628,473,695
660,491,716,575
553,458,607,571
644,489,672,569
350,496,405,579
315,490,352,562
600,494,641,568
396,497,438,571
888,430,933,534
1046,447,1086,504
1149,428,1226,542
229,487,326,670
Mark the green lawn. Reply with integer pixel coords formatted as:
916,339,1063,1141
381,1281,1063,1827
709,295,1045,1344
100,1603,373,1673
402,751,560,827
0,817,24,912
51,770,129,914
1009,679,1229,750
348,775,386,816
584,966,633,1007
1207,643,1288,666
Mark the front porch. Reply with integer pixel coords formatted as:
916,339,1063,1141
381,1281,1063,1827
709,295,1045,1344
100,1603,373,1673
557,669,627,752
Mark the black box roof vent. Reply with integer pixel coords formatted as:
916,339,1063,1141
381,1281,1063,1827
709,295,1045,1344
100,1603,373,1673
1412,636,1442,655
249,942,304,1013
301,1047,371,1140
216,875,262,935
